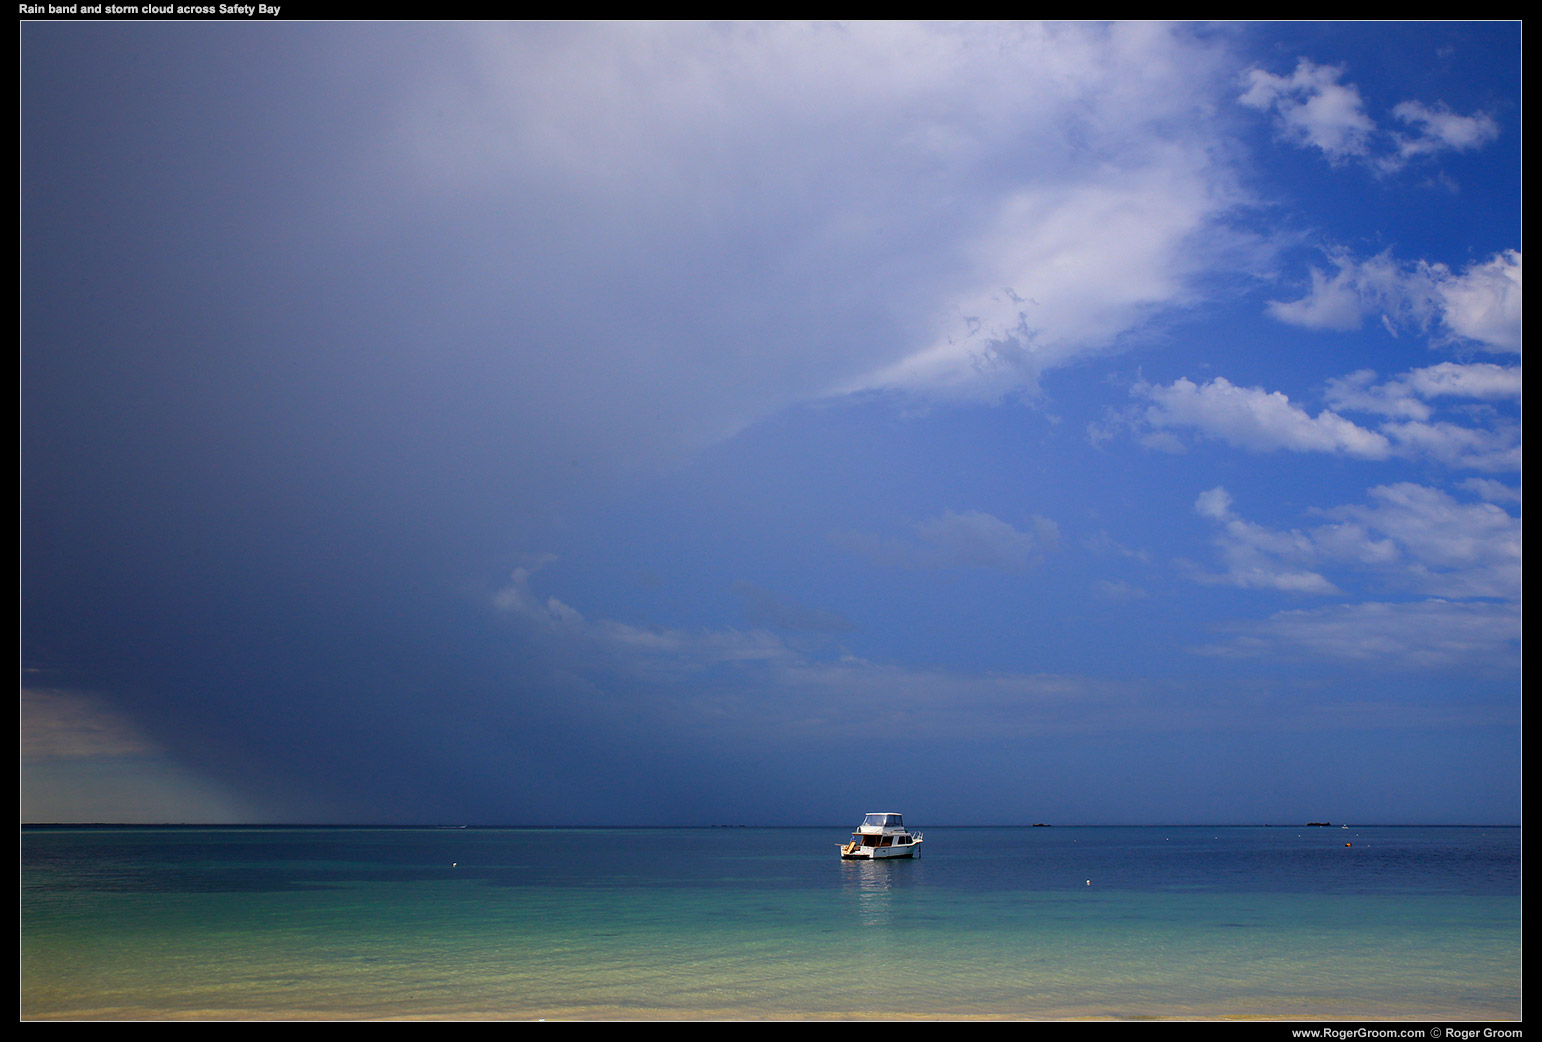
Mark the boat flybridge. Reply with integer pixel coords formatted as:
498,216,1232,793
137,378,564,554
839,812,922,859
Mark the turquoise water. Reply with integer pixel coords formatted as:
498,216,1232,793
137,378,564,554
20,825,1521,1020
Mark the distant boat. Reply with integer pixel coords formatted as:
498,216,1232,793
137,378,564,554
838,812,922,860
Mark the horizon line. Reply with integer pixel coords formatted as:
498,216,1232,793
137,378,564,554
20,820,1521,829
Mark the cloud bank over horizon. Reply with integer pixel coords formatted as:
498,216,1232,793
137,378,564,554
22,22,1519,825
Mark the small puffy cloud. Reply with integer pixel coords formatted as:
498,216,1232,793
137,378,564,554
1322,369,1435,421
1241,59,1501,173
1240,59,1375,163
1403,361,1523,400
1390,100,1500,163
1195,485,1234,520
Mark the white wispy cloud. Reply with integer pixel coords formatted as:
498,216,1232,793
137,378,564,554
1265,250,1434,332
1389,100,1501,165
1458,477,1522,505
490,564,1466,737
1192,484,1521,601
1091,578,1151,602
1196,598,1521,671
834,510,1059,573
734,580,855,635
843,156,1249,401
1267,249,1521,353
1324,363,1522,420
490,563,1159,737
1191,487,1342,594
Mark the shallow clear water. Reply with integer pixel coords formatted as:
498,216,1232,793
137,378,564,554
20,825,1521,1020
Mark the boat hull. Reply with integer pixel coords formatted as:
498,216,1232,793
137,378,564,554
838,840,921,860
840,846,918,859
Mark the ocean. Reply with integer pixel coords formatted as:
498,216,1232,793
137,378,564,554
19,824,1521,1021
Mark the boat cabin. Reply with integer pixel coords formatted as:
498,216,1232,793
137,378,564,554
851,813,915,846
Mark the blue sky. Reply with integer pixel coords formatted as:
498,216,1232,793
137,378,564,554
21,22,1520,825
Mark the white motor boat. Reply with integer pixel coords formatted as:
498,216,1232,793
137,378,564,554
839,812,922,859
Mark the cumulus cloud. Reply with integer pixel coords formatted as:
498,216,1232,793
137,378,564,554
1141,377,1391,458
1435,250,1523,352
1139,370,1520,472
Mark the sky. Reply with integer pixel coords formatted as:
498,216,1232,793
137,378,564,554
21,22,1521,825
